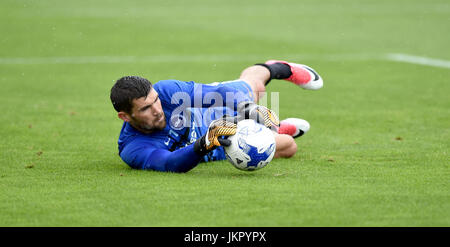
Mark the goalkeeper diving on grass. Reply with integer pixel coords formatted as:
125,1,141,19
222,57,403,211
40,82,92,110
110,60,323,172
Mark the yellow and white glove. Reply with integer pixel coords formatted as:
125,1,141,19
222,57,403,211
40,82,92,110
236,101,280,131
193,119,237,155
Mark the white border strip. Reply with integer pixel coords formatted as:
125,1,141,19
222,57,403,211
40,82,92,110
386,53,450,69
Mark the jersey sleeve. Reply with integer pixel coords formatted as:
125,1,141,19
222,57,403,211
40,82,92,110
119,139,204,173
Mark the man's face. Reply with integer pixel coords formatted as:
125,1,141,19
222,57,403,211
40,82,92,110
125,89,166,133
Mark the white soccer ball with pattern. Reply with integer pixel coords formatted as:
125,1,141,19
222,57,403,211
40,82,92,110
224,119,276,171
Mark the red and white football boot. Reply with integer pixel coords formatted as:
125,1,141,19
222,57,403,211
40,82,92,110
265,60,323,90
278,118,310,138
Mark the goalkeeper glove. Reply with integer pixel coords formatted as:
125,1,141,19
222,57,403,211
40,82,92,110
236,101,280,131
193,119,237,155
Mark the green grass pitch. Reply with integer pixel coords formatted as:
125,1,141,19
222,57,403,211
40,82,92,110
0,0,449,226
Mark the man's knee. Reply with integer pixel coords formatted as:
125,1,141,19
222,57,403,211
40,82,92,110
239,66,269,91
283,139,297,158
275,134,297,158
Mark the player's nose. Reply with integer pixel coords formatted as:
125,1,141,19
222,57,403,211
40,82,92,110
151,105,163,116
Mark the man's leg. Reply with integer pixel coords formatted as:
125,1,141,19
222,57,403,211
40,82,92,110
238,60,323,158
239,65,271,102
238,63,293,102
274,133,297,158
239,60,324,102
274,117,312,158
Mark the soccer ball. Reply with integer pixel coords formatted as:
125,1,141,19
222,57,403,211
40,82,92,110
224,119,276,171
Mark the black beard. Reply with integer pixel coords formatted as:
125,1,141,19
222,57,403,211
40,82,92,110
134,121,165,134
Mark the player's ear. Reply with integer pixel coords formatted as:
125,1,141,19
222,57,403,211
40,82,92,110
118,112,131,122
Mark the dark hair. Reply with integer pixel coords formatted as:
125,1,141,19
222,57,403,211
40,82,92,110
110,76,152,113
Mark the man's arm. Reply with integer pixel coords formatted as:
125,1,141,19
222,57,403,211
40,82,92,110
120,119,237,173
120,142,204,173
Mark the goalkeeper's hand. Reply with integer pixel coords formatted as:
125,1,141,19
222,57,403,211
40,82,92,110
193,119,237,155
237,101,280,131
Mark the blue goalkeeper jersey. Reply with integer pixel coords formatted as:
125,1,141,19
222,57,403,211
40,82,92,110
117,79,254,172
